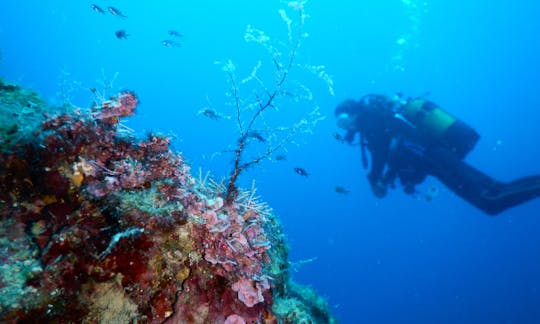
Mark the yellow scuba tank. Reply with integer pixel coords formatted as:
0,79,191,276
400,98,480,158
402,98,457,140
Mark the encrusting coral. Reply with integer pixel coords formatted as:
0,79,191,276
0,79,336,323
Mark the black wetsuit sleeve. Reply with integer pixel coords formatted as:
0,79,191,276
357,99,409,197
366,134,390,185
425,146,540,215
364,131,392,198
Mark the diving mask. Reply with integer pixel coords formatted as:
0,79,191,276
336,113,355,130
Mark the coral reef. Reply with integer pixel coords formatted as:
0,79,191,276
0,79,336,323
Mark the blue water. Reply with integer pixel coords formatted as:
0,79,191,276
2,1,540,323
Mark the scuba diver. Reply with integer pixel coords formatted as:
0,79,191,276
335,94,540,215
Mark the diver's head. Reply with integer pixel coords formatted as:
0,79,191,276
335,94,394,132
335,99,362,132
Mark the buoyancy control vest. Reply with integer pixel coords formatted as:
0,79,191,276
399,98,480,159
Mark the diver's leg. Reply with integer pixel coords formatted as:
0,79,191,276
481,176,540,214
423,147,538,215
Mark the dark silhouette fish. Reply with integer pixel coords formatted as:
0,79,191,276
246,131,265,143
168,30,184,38
334,186,350,194
115,30,130,39
198,108,228,120
162,40,182,48
91,4,106,14
294,167,309,177
108,6,127,18
274,154,287,161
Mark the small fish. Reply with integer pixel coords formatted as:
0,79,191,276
274,154,287,161
115,30,130,39
108,6,127,18
294,167,309,177
91,4,106,14
168,30,184,38
334,186,350,195
198,108,225,120
246,130,265,143
162,39,182,48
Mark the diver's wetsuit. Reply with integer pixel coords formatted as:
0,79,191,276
354,96,540,215
424,146,540,215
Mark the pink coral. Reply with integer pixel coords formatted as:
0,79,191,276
225,314,247,324
0,86,336,323
92,91,138,122
232,278,266,308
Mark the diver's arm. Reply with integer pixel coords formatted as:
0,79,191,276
381,167,398,189
366,135,391,198
360,104,396,198
344,130,356,144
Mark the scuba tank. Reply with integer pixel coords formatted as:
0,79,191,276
399,98,480,159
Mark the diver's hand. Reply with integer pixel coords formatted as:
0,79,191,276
344,130,356,144
367,173,388,198
371,180,388,198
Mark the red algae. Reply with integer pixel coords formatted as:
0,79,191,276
0,83,336,323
